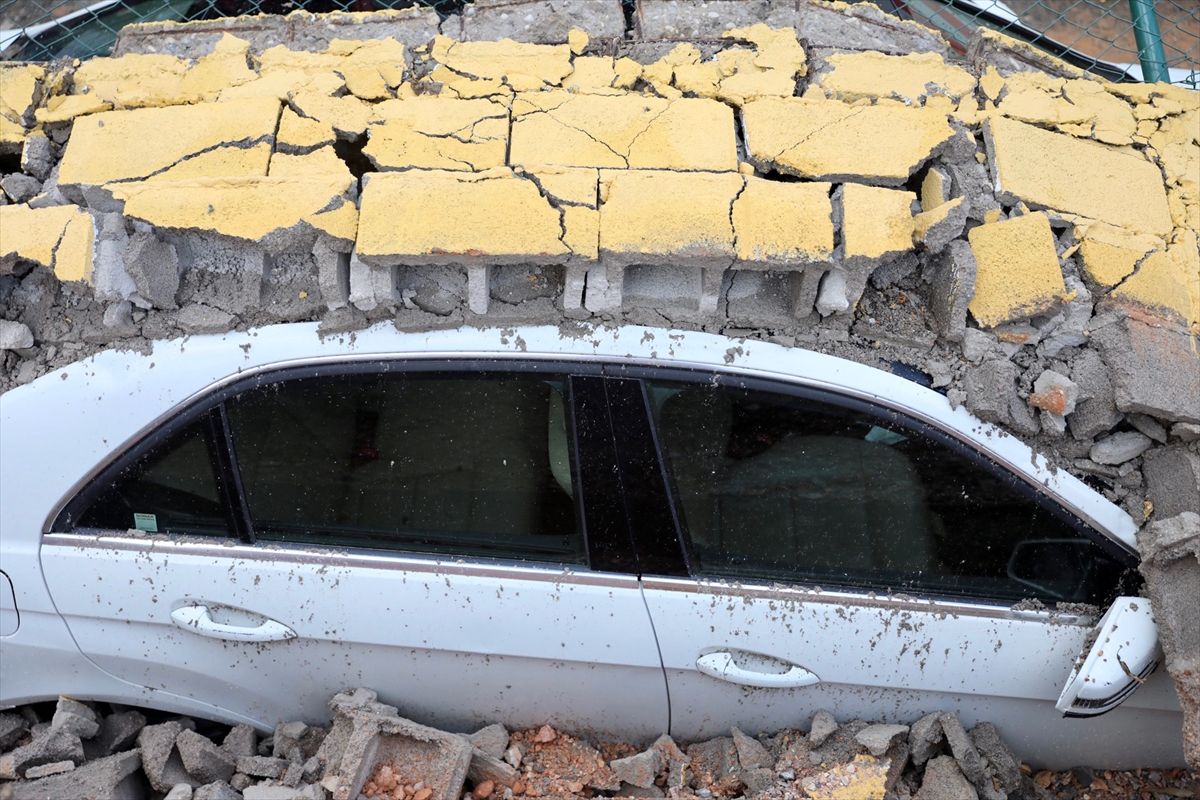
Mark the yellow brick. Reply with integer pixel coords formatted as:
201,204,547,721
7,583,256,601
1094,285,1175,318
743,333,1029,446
1111,243,1197,327
306,198,359,245
564,57,625,95
58,98,280,187
1,115,26,152
365,96,508,171
147,142,272,181
731,177,834,267
1076,221,1161,288
522,166,599,207
613,58,642,89
726,24,806,76
563,206,599,261
742,97,953,184
986,115,1173,237
335,37,407,101
268,148,352,179
357,169,569,265
72,54,190,108
0,64,44,121
842,183,915,260
110,176,355,244
598,170,742,267
35,94,113,124
920,168,947,212
642,44,699,100
913,196,964,245
968,212,1070,327
277,107,336,152
179,34,257,100
54,211,95,283
814,51,974,105
1061,79,1136,145
510,92,737,171
426,65,510,100
432,36,573,92
0,204,83,270
979,66,1004,102
290,92,372,138
568,29,589,56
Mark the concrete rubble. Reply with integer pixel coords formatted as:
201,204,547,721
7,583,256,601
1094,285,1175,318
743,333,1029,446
4,689,1195,800
0,0,1198,768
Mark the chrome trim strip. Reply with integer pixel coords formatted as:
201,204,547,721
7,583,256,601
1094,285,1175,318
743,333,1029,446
42,532,640,590
639,575,1093,625
41,347,1134,559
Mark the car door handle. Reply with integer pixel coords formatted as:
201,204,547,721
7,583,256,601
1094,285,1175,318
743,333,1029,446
696,651,820,689
171,604,296,642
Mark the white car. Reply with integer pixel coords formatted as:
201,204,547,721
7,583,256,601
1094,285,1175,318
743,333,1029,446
0,323,1184,767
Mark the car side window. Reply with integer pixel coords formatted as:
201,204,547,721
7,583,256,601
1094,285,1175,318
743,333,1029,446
646,379,1129,606
224,372,585,563
77,417,232,537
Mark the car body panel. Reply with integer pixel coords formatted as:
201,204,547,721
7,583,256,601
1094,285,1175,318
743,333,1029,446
0,322,1177,764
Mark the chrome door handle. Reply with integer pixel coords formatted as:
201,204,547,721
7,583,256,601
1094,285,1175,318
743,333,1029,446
696,651,820,689
171,604,296,642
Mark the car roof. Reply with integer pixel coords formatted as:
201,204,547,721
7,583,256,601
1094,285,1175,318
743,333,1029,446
0,321,1138,552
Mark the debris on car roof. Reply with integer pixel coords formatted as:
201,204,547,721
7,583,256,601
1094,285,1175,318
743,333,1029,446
0,0,1197,767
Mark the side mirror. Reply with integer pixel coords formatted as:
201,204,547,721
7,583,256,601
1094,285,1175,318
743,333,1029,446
1056,597,1159,717
1007,538,1096,601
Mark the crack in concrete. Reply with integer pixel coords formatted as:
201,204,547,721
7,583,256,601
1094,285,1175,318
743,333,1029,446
773,105,868,164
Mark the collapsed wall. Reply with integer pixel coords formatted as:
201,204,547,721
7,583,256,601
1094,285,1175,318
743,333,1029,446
0,0,1198,762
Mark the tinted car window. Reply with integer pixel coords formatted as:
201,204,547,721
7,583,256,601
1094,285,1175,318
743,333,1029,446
646,380,1128,605
78,416,231,536
225,372,584,563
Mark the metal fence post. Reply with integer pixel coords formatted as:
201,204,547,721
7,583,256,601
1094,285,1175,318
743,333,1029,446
1127,0,1170,84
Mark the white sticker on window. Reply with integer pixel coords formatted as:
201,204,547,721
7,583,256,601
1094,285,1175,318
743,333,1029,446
133,513,158,533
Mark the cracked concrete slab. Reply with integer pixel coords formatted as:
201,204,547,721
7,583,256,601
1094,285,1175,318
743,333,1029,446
841,183,915,263
1076,221,1162,290
809,51,975,105
109,176,357,251
431,36,573,92
985,115,1174,237
510,92,738,171
731,177,834,268
57,98,280,191
357,168,571,268
741,97,954,185
365,97,509,172
0,204,94,283
967,212,1071,328
599,169,741,269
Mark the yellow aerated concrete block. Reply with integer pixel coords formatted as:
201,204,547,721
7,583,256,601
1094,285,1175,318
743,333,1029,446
985,115,1173,237
432,36,573,92
842,183,916,261
290,92,372,139
731,178,834,267
365,96,508,172
599,170,742,267
277,107,337,152
58,98,280,187
357,169,570,266
334,37,408,101
1076,221,1161,289
54,212,96,283
510,92,737,171
0,115,25,152
0,204,86,271
520,166,602,262
742,97,953,184
1111,242,1197,327
268,148,353,179
968,212,1070,328
148,142,272,181
179,34,258,100
0,64,43,122
110,176,356,245
812,51,975,105
72,54,190,108
35,94,113,124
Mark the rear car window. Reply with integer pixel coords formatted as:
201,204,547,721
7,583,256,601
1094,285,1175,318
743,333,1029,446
646,380,1130,606
225,372,585,563
77,417,232,536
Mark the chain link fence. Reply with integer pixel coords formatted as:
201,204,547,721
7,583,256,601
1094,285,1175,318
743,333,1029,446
1,0,1197,87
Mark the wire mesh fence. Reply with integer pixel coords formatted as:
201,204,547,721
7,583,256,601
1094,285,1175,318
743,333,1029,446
1,0,1197,88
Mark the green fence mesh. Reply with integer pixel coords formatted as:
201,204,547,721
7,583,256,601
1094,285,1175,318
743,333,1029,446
1,0,1197,88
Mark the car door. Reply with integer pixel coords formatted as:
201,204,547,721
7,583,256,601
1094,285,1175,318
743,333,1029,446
40,361,669,739
622,371,1185,768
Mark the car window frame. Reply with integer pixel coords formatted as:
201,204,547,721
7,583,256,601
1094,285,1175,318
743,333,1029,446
604,364,1140,604
50,358,643,575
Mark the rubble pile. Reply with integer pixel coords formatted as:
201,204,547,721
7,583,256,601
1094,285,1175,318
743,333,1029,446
2,689,1196,800
1,0,1198,765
